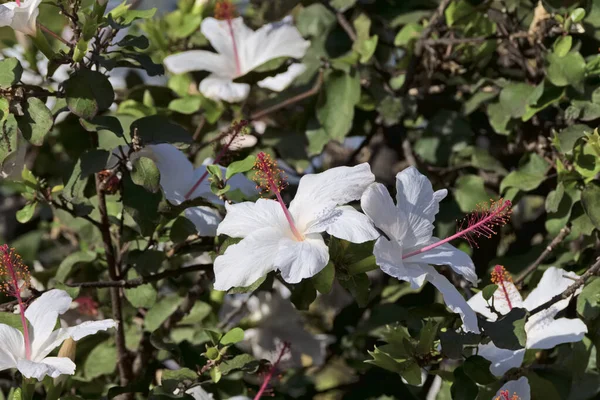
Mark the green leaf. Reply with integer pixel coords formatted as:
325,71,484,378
352,14,378,63
570,7,586,22
123,174,162,236
331,0,356,12
16,202,37,223
463,356,496,385
546,52,586,90
17,98,53,146
219,354,260,375
481,308,527,350
0,58,23,88
0,312,25,332
162,367,197,382
553,35,572,57
169,217,197,243
481,284,498,301
499,82,536,118
210,366,222,383
500,153,549,193
339,272,370,307
84,341,117,379
545,182,565,213
220,327,244,345
63,149,111,204
225,155,255,180
131,156,160,193
454,175,490,213
582,181,600,230
416,321,438,355
296,4,336,38
64,69,115,120
124,270,157,308
131,116,192,148
55,251,96,282
168,96,202,115
394,23,424,47
144,295,184,332
576,278,600,319
487,102,511,135
311,261,335,294
556,124,590,154
451,367,478,400
79,115,124,138
290,279,317,310
377,96,405,127
317,71,361,142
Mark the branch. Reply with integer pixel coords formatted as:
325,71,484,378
514,226,571,285
65,264,211,288
421,31,531,46
250,69,324,121
528,257,600,316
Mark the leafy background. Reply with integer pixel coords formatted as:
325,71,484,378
1,0,600,399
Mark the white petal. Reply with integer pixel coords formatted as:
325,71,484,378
477,342,525,376
467,280,523,321
275,234,329,284
201,17,253,71
257,63,307,92
17,356,75,381
422,265,480,333
25,290,72,359
0,7,16,29
185,386,214,400
311,206,379,243
241,18,310,73
199,75,250,103
374,238,427,288
522,267,581,311
0,324,24,370
6,0,41,35
495,377,531,400
467,291,498,322
395,167,447,248
184,206,222,237
405,240,477,285
213,228,281,290
217,199,288,238
525,316,587,349
361,182,406,240
289,163,375,232
163,50,234,76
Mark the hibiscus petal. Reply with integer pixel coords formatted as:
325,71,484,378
199,75,251,102
477,342,525,376
163,50,234,76
373,238,427,288
0,7,16,30
275,233,329,284
217,199,288,238
257,63,307,92
467,291,498,322
289,163,375,232
201,17,254,70
0,324,24,370
25,289,72,358
361,182,406,240
5,0,41,36
17,356,75,381
186,386,215,400
305,206,379,243
184,206,222,237
494,377,531,400
526,315,587,349
405,240,478,286
395,167,447,248
422,265,480,333
214,228,281,290
522,267,581,312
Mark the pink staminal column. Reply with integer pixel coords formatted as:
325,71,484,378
254,152,304,241
215,0,242,76
253,342,291,400
0,245,32,360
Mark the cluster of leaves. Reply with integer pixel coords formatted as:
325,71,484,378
1,0,600,400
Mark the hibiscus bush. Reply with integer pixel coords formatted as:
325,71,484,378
1,0,600,399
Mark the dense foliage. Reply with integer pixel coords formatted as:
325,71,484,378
1,0,600,399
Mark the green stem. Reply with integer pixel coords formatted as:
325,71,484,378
30,30,57,61
20,378,35,400
346,255,378,275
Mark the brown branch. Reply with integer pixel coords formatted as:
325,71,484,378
528,257,600,316
65,264,211,288
250,69,324,121
421,31,531,46
515,226,571,285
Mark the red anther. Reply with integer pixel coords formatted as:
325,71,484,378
457,199,513,248
215,0,236,20
491,265,515,310
253,152,288,196
495,390,521,400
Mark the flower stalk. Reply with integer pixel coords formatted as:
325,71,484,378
253,342,291,400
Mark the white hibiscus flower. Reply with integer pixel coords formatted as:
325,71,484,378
0,0,42,36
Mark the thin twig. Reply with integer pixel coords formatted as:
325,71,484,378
514,226,571,285
250,69,324,121
37,23,73,46
528,257,600,316
66,264,211,288
421,31,531,46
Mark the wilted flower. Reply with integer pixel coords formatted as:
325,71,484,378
468,266,587,376
214,153,378,290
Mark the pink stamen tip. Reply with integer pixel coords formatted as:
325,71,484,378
254,153,304,241
184,120,248,200
0,244,32,360
402,198,512,260
253,342,291,400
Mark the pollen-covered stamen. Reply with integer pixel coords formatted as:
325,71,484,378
254,152,304,241
215,0,242,76
402,199,512,260
0,244,32,360
253,342,291,400
491,265,514,310
495,390,521,400
184,120,249,200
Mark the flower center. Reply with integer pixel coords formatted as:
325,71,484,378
402,198,512,260
254,152,304,241
215,0,242,76
0,244,32,360
184,120,248,200
495,389,521,400
491,265,514,310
